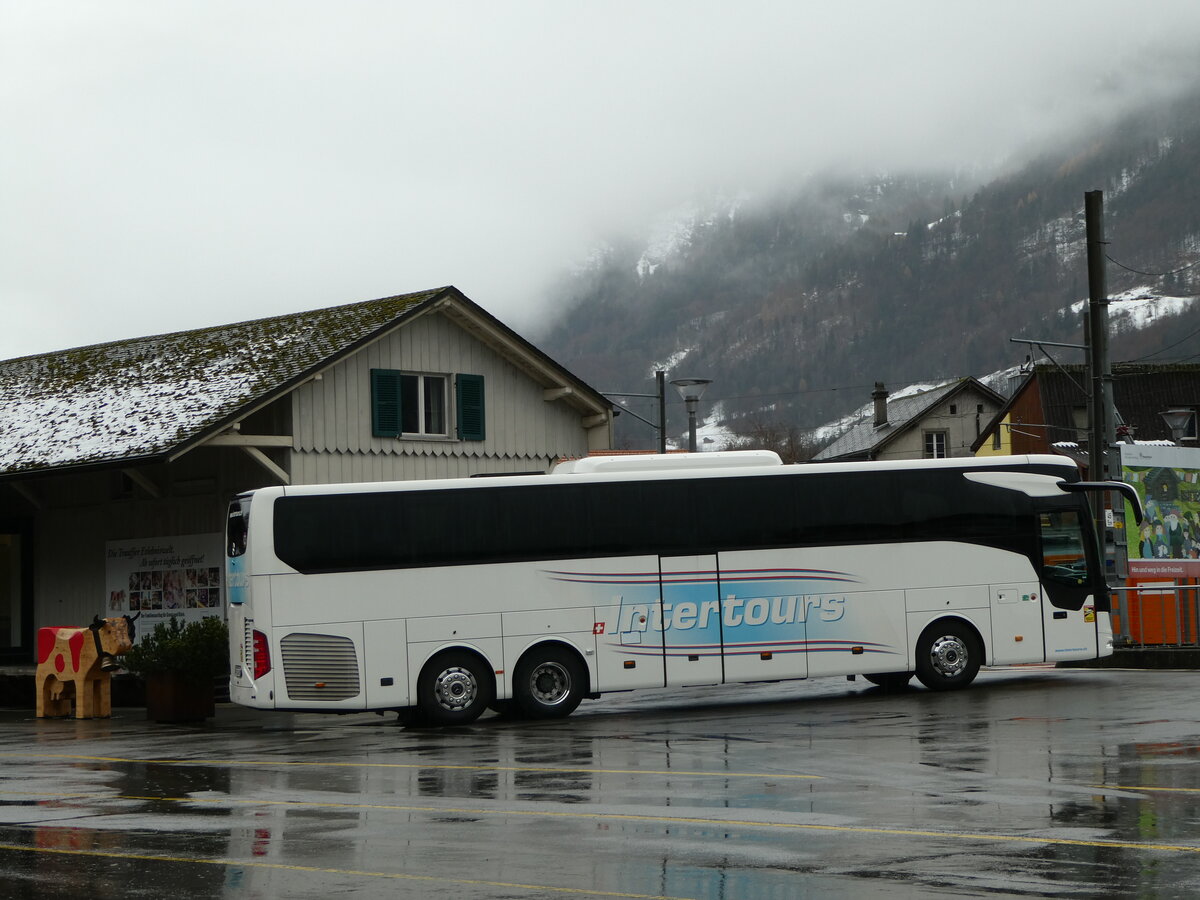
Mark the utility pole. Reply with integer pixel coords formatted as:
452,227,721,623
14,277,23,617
656,370,667,455
1085,190,1117,569
602,371,669,453
1085,190,1116,481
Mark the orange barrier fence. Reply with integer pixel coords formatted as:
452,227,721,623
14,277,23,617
1112,578,1200,647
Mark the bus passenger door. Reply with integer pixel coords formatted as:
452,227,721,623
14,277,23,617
718,551,808,683
1038,509,1099,661
661,555,724,686
989,583,1044,665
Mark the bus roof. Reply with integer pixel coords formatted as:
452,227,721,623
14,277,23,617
246,453,1082,501
550,450,782,475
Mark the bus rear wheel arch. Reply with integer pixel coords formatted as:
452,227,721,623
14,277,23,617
915,620,982,691
513,644,587,719
417,649,495,725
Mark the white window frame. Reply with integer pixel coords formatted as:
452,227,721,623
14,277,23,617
923,430,948,459
399,372,449,438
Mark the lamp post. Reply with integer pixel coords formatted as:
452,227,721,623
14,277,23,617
671,377,712,453
1160,408,1193,444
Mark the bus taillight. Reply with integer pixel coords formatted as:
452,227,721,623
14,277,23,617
252,630,271,679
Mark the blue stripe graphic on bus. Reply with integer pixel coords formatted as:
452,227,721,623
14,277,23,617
540,566,887,659
543,567,858,587
227,555,248,605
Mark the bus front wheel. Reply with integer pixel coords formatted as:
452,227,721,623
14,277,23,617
915,623,980,691
418,651,494,725
514,646,585,719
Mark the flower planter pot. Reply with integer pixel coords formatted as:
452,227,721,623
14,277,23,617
144,672,215,723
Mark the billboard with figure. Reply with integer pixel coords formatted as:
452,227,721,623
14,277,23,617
1121,444,1200,578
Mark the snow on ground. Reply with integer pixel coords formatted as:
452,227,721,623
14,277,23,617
1068,285,1197,332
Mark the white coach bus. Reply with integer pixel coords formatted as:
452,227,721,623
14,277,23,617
225,452,1140,725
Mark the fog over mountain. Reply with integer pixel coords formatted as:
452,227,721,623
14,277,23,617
5,3,1200,361
535,84,1200,449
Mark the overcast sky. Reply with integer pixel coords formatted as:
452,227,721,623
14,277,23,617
4,1,1200,361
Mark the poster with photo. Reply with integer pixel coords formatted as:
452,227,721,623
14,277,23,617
1120,444,1200,579
105,533,224,642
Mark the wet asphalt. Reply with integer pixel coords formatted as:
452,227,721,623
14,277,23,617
1,666,1198,899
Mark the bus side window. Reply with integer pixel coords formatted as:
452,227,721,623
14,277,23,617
1039,510,1087,586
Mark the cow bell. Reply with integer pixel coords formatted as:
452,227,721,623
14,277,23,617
100,655,122,672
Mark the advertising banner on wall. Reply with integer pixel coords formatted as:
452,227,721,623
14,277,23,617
1120,444,1200,579
105,534,224,640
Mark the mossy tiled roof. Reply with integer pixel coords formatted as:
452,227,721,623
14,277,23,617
0,288,445,477
812,378,1011,461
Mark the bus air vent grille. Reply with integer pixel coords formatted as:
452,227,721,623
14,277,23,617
243,618,254,669
280,632,361,701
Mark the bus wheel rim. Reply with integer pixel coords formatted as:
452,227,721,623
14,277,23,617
530,661,571,705
434,666,477,711
929,635,968,678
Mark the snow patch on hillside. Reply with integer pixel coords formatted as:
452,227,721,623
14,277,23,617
648,348,694,378
1068,285,1198,332
635,195,746,279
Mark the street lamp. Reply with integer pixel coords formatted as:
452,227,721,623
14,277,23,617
1160,408,1194,444
671,377,712,453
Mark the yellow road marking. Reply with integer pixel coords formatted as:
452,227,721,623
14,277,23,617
6,790,1199,855
0,752,818,781
1092,784,1200,794
0,842,697,899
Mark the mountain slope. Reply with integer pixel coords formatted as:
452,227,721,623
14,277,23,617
535,87,1200,447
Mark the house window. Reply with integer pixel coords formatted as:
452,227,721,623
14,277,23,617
371,369,484,441
400,374,446,436
923,431,948,459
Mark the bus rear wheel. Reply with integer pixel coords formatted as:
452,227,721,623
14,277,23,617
915,624,980,691
417,651,494,725
514,646,585,719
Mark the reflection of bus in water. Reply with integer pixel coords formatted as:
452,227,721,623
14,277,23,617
225,452,1141,725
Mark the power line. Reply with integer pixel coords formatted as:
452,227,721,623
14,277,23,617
610,369,1012,411
1128,319,1200,361
1105,252,1200,279
610,381,881,407
624,376,966,408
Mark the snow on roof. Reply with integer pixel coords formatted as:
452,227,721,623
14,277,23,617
812,379,965,460
0,288,445,477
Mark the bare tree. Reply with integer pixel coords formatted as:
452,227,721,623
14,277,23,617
721,418,819,464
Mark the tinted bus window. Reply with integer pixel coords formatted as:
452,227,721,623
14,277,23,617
227,498,251,558
272,468,1052,575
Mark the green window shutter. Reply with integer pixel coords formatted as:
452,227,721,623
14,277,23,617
371,369,403,438
456,373,485,441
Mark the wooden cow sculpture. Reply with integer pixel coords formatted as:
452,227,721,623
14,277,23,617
36,614,138,718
